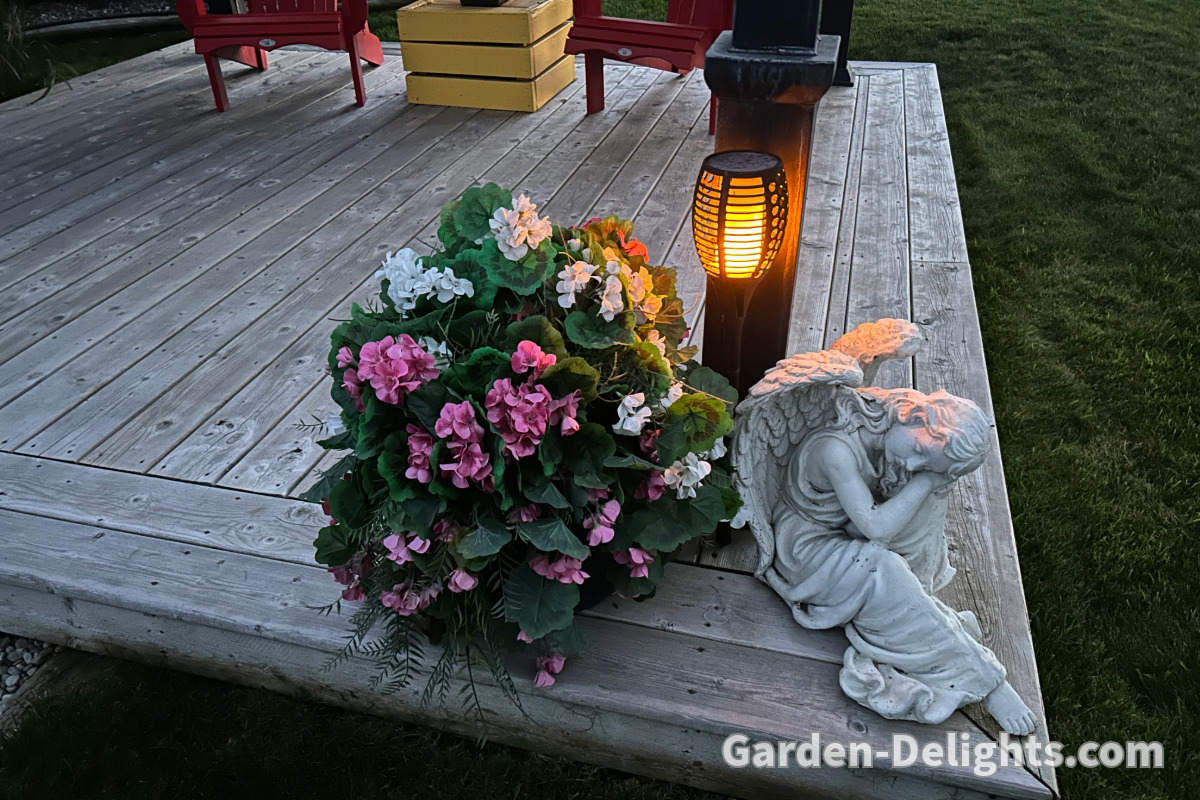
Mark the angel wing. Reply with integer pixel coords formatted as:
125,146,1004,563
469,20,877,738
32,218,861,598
730,319,924,580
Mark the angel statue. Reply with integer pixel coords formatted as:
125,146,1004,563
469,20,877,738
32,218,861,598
731,319,1037,735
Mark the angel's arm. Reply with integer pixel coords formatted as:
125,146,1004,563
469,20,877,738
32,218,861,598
812,437,943,545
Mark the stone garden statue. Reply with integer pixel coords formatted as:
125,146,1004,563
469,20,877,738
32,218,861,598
731,319,1037,735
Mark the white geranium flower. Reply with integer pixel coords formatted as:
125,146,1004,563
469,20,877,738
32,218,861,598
626,266,652,304
555,260,598,309
488,194,553,261
428,267,474,303
613,393,652,435
598,275,625,322
567,238,583,252
581,247,591,262
703,437,727,460
635,292,663,325
325,414,347,437
659,381,684,410
644,329,667,357
375,248,426,314
662,452,712,499
418,337,453,370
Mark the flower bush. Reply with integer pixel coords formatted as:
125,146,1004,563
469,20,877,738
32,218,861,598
304,184,740,708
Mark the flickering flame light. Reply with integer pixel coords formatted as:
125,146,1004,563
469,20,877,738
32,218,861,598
692,151,789,281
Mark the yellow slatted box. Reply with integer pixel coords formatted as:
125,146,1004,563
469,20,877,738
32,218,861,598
397,0,576,112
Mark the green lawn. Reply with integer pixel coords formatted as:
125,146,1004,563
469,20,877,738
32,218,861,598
2,1,1197,799
0,27,190,104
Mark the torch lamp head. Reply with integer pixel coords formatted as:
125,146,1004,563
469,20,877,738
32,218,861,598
692,150,789,281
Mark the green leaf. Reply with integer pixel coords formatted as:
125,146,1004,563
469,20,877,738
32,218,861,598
563,423,616,487
438,199,464,252
603,451,659,470
453,183,512,242
487,239,554,296
682,364,739,407
503,564,579,639
664,392,733,454
424,440,461,500
538,427,564,476
328,478,371,529
563,309,634,349
313,525,356,567
401,495,443,538
544,618,587,656
518,517,590,559
447,247,500,308
405,381,456,432
523,479,571,509
538,356,600,403
719,485,744,521
354,395,388,460
624,482,725,550
299,455,356,504
504,314,567,358
457,518,512,560
377,446,418,504
443,346,509,396
625,340,674,396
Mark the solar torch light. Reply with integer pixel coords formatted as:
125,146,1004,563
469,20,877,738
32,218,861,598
692,150,789,399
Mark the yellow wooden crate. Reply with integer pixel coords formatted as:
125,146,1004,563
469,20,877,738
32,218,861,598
399,21,571,80
405,54,575,112
397,0,572,46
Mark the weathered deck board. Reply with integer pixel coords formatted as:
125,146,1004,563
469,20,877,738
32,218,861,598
0,481,1048,800
0,58,411,280
0,51,1053,799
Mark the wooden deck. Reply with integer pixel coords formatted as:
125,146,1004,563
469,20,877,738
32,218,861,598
0,43,1055,799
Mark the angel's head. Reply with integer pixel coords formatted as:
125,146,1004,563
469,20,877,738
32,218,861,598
858,387,991,485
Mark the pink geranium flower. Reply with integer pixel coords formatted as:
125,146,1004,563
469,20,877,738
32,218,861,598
341,585,366,603
533,653,567,688
530,553,589,585
507,504,543,524
435,401,484,443
336,346,357,369
342,367,365,412
635,470,667,502
613,547,657,579
511,340,556,379
383,532,428,564
447,569,479,593
584,498,620,546
440,440,493,490
356,334,439,405
517,630,534,644
406,424,436,484
432,518,457,543
380,585,422,616
638,427,660,459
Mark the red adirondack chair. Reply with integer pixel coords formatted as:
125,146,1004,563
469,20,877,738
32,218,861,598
564,0,733,134
176,0,384,112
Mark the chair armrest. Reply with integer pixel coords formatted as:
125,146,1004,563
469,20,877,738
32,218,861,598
175,0,206,32
573,0,602,18
342,0,369,33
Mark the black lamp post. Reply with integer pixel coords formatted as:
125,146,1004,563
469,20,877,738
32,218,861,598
691,151,789,400
701,0,838,400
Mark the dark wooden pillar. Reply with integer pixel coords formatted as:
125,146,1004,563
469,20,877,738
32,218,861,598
702,2,839,395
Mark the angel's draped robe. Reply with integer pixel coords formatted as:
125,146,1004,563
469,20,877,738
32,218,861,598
770,428,1007,724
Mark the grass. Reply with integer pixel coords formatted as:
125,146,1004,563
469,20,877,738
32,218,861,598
0,27,189,104
1,1,1197,798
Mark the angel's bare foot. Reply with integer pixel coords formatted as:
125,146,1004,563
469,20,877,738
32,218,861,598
984,681,1036,735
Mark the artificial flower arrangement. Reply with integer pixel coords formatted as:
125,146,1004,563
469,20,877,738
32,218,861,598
304,184,740,713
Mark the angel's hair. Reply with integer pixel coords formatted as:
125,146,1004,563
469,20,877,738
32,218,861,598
854,387,991,479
